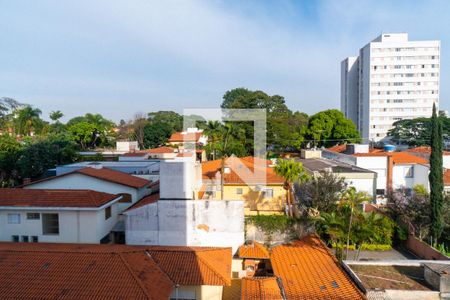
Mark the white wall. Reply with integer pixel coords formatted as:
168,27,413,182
356,156,388,190
0,203,119,243
125,200,244,254
24,173,150,212
344,177,376,196
392,164,429,191
159,160,200,199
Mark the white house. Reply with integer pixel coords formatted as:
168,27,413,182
124,159,245,254
22,167,153,212
324,145,430,202
0,189,122,244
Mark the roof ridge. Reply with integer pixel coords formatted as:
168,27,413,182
117,252,154,300
195,250,229,285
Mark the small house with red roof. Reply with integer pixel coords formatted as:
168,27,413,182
0,189,123,244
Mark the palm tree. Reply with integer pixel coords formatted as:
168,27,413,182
49,110,64,123
275,159,308,217
320,212,347,261
13,106,42,136
203,120,223,160
340,187,370,259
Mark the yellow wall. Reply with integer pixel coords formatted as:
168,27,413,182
204,185,286,215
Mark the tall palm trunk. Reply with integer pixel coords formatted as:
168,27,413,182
345,207,354,260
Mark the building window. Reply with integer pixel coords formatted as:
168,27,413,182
263,189,274,198
376,189,385,195
236,188,243,195
42,213,59,235
404,166,414,178
31,236,38,243
105,206,112,220
118,193,132,203
11,235,19,242
27,213,40,220
7,213,20,224
21,236,29,242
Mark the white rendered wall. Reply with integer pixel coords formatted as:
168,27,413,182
343,177,376,196
125,200,244,254
0,203,119,243
355,156,388,190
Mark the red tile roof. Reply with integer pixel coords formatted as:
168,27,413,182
177,152,195,157
23,167,151,189
238,241,270,259
241,277,283,300
122,152,149,157
0,242,232,299
327,144,347,153
169,132,203,142
271,234,366,300
146,146,176,154
405,146,450,155
125,193,160,212
353,152,428,165
202,157,284,185
0,189,119,208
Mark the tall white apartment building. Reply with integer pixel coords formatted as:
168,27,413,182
341,33,440,142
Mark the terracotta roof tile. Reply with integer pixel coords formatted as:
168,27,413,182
23,167,151,189
353,152,428,164
327,145,347,153
0,242,232,299
444,169,450,186
122,152,149,157
125,193,159,212
405,146,450,155
145,146,176,154
169,132,203,142
271,234,366,300
202,157,284,185
238,241,270,259
241,277,283,300
0,189,119,208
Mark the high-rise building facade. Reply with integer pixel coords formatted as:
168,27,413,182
341,33,440,142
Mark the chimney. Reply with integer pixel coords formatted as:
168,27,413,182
386,155,394,192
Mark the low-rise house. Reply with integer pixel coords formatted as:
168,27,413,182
119,146,179,161
404,146,450,169
0,189,121,244
168,127,208,148
296,150,377,197
241,277,283,299
22,167,153,212
325,144,429,201
201,157,287,215
0,242,232,300
238,241,271,277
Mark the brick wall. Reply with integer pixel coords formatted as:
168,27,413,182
405,234,450,261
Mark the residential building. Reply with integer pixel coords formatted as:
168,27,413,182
22,167,153,212
238,241,271,278
296,149,377,197
0,242,232,300
341,33,440,142
0,189,121,244
200,157,287,215
124,159,245,254
168,127,208,147
119,146,178,161
403,146,450,169
325,144,429,201
237,234,366,299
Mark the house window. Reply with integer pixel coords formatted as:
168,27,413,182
42,213,59,235
7,213,20,224
21,236,29,242
376,189,385,195
105,206,112,220
236,188,243,195
404,166,414,178
27,213,40,220
31,236,38,243
263,189,274,198
118,193,132,203
11,235,19,242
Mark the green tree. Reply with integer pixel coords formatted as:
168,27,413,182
13,106,43,136
275,159,309,216
307,109,360,147
67,121,97,150
143,122,173,148
429,103,444,242
203,121,223,160
0,135,22,186
49,110,64,123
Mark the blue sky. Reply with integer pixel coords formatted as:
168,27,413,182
1,0,449,122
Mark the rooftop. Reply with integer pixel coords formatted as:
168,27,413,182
0,243,231,299
125,193,160,212
202,156,284,185
24,167,152,189
350,151,429,165
241,277,283,300
238,241,270,259
168,132,203,142
0,189,119,208
271,234,366,300
296,157,375,174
